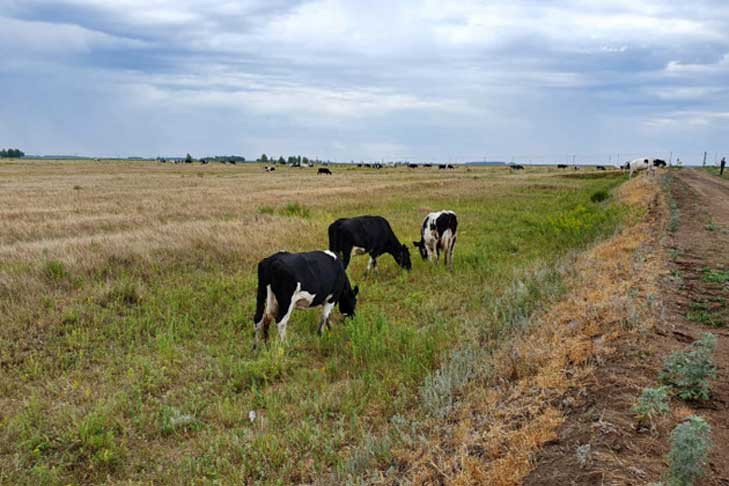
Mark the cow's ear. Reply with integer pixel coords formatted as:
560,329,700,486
353,285,359,296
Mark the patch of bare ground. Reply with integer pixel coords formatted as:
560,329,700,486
524,169,729,485
387,175,666,484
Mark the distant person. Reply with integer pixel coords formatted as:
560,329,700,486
721,157,726,176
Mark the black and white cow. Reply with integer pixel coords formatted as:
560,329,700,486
653,159,667,167
253,250,358,346
413,210,458,270
328,216,412,273
628,158,656,177
264,166,276,172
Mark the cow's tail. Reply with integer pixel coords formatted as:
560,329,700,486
253,260,269,325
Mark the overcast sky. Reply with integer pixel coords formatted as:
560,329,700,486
2,1,729,162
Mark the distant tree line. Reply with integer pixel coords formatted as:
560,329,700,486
0,148,25,158
257,154,323,166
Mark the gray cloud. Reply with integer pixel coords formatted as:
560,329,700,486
2,0,729,162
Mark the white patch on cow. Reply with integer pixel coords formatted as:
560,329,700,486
352,246,367,256
276,282,308,340
323,250,337,259
292,284,316,309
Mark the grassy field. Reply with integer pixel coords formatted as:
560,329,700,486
0,161,627,484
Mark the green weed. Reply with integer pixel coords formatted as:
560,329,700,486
666,416,711,486
661,333,717,401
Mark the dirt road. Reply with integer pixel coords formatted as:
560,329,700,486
525,169,729,485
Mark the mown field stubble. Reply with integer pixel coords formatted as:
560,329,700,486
0,160,628,484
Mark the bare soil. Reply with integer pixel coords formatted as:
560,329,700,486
524,169,729,485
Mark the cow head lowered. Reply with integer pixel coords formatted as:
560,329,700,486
394,244,412,270
339,284,359,317
412,239,428,260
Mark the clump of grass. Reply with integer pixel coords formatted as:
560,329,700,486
280,202,311,218
77,411,123,471
705,222,716,232
665,416,711,486
590,189,609,203
632,386,670,423
257,206,275,215
98,279,142,308
660,333,717,401
43,260,68,281
686,301,723,328
703,267,729,283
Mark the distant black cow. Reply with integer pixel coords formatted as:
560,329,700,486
653,159,667,167
253,251,358,346
423,163,433,168
596,165,606,170
200,159,208,165
511,164,525,170
557,164,568,169
374,163,383,169
229,159,237,165
328,216,412,273
357,163,363,167
413,210,458,270
318,168,332,175
438,164,447,170
447,164,455,169
408,163,418,169
364,163,372,168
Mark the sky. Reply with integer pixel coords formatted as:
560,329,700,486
1,1,729,163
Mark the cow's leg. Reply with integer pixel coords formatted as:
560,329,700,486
366,255,378,276
434,242,441,265
317,300,336,335
341,244,353,269
273,281,298,342
448,235,457,271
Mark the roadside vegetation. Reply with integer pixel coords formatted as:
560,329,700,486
0,161,627,484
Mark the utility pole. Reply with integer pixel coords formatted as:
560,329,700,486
703,152,707,167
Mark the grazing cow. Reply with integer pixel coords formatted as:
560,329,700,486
447,164,455,169
229,159,237,165
413,211,458,270
357,163,363,168
200,159,208,165
318,168,332,175
628,158,656,177
511,164,525,170
596,165,606,170
328,216,412,273
253,251,358,346
374,163,383,169
408,163,418,169
424,163,433,168
438,164,447,170
557,164,568,169
264,166,276,172
653,159,667,167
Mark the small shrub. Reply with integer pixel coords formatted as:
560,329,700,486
633,386,670,422
73,185,82,191
158,406,199,436
590,189,609,203
660,333,717,401
43,260,68,281
666,416,711,486
705,222,716,232
420,348,478,419
686,301,723,328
